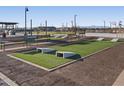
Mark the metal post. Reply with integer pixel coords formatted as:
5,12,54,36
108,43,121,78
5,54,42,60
110,22,112,28
74,15,77,34
24,7,29,47
62,23,64,32
30,19,32,36
24,8,27,36
104,21,106,32
71,20,73,33
66,22,68,31
45,20,47,36
71,20,73,27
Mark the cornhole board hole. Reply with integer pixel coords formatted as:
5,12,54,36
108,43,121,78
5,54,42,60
36,48,56,54
56,51,76,58
97,37,104,41
111,38,119,42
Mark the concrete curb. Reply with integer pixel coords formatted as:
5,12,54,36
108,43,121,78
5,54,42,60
7,54,51,71
0,72,18,86
0,46,27,52
49,43,119,71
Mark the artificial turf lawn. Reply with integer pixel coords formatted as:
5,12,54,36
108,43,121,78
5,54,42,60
14,52,71,69
50,40,117,56
13,40,117,69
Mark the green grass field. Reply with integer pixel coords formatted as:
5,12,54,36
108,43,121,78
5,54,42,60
50,40,117,56
13,40,117,69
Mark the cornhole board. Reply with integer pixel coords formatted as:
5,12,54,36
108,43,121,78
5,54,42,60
111,38,119,42
36,48,56,54
61,35,68,39
56,51,76,58
97,37,104,41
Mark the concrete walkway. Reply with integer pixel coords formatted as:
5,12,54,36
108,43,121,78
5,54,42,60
86,33,124,38
113,70,124,86
0,72,18,86
0,78,8,86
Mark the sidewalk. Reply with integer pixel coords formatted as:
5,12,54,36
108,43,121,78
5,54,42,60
113,70,124,86
0,72,18,86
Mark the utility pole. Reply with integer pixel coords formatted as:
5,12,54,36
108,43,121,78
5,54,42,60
74,14,77,34
30,19,32,36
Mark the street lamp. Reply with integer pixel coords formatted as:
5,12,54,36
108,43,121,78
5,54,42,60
24,7,29,36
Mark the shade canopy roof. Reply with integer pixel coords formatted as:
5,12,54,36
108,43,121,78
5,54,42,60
0,22,18,25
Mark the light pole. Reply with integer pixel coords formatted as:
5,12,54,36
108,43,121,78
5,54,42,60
24,7,29,47
24,7,29,36
74,14,77,34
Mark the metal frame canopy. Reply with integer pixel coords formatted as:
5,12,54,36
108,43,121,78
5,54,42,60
0,22,18,30
0,22,18,24
0,22,18,35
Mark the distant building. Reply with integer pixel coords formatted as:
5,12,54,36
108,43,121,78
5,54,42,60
36,26,56,31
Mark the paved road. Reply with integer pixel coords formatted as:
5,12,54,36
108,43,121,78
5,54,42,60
0,43,124,85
